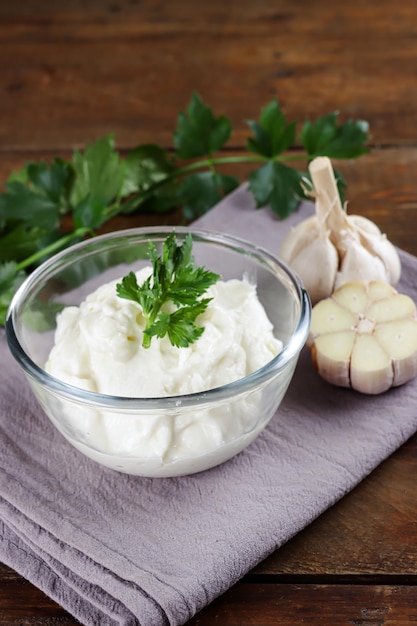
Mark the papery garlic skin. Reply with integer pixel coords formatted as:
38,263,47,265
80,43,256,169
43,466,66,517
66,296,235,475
279,157,401,305
288,227,338,304
307,281,417,395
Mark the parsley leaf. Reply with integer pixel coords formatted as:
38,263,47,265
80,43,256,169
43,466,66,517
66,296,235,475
301,112,370,159
174,93,233,158
122,144,176,196
116,232,220,348
119,144,178,214
146,299,210,348
248,161,304,218
73,195,107,230
0,262,27,325
245,103,369,218
26,159,73,209
70,134,126,208
178,171,239,220
246,100,297,158
0,181,61,230
0,223,46,263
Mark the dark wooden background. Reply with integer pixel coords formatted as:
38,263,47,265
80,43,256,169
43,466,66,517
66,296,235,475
1,1,417,624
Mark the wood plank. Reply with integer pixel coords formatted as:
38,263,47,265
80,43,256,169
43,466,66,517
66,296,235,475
0,578,78,625
190,583,417,625
2,578,417,626
3,0,417,40
0,37,413,149
1,1,417,149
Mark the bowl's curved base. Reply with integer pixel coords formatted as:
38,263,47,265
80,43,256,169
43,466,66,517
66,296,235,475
64,424,267,477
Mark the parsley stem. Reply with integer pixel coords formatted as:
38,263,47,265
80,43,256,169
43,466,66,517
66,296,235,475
172,152,307,175
173,155,266,176
16,227,92,271
121,152,309,214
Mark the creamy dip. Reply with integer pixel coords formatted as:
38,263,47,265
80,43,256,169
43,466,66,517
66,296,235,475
45,269,283,475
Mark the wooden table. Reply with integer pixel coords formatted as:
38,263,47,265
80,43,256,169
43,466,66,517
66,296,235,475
1,1,417,623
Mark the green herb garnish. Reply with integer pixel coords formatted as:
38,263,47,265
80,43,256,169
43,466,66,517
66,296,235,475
0,95,369,324
116,232,220,349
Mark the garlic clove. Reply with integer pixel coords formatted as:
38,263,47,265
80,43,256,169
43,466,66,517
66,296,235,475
332,280,369,313
349,215,401,284
350,334,394,394
289,234,338,305
308,280,417,395
335,238,388,290
310,330,355,388
348,214,381,235
307,297,357,347
367,281,397,300
367,293,416,323
278,215,318,263
375,320,417,385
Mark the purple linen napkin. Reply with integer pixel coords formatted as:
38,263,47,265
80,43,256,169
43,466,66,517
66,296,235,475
1,184,417,626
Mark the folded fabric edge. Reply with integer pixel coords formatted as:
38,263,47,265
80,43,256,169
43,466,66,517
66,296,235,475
1,520,126,626
0,499,170,626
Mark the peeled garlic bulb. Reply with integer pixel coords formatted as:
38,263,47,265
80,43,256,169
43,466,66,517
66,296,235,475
307,281,417,395
279,157,401,304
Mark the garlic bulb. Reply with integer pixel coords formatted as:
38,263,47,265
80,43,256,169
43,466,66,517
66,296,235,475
279,156,401,304
307,281,417,395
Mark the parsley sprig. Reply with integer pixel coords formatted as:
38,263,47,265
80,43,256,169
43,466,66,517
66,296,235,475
116,232,220,348
0,94,370,324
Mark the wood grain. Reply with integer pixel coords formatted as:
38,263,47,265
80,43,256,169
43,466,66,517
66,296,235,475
0,578,78,625
190,583,417,625
2,578,417,626
1,0,417,149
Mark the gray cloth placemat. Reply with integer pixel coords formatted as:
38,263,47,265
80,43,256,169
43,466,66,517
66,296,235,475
1,184,417,626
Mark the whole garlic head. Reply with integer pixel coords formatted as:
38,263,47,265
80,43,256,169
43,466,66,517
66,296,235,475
279,157,401,304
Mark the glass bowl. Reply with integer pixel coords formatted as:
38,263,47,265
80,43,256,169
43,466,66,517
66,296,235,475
6,227,311,477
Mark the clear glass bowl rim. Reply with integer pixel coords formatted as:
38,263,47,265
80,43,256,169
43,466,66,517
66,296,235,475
6,226,311,410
